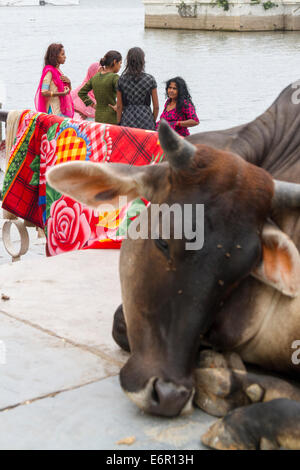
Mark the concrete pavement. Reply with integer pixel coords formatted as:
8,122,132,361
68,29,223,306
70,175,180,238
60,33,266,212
0,246,214,450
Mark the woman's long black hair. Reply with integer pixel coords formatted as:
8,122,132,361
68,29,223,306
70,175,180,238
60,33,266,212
165,77,194,112
122,47,145,78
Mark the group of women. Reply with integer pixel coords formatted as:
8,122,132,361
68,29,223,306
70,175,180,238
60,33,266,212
35,43,200,136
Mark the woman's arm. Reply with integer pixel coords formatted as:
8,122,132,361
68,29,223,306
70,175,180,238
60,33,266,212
151,88,159,122
41,87,70,98
116,90,123,124
78,79,95,107
41,71,70,97
108,75,120,113
176,119,199,128
177,101,200,128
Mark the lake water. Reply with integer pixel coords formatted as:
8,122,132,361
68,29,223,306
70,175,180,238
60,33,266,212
1,0,300,132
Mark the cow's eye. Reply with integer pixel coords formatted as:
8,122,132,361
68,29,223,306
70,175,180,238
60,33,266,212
155,238,169,253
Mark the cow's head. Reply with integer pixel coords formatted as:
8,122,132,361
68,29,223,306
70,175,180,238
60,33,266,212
47,121,300,417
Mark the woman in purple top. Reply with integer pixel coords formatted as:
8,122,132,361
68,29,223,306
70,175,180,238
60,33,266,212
156,76,199,137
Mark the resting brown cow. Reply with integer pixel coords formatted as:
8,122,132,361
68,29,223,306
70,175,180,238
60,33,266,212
47,82,300,450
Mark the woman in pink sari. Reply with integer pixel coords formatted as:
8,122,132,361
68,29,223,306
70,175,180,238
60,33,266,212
71,62,100,121
35,43,74,118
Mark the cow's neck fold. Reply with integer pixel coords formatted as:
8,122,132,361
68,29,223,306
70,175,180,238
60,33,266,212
232,83,300,183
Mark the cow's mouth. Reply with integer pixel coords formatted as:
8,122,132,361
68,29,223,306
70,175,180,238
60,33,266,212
123,376,195,417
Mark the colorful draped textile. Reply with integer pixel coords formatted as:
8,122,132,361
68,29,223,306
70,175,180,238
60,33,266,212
2,111,164,255
35,66,74,118
71,63,99,119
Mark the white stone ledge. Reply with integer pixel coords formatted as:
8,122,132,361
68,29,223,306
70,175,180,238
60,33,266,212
144,0,300,30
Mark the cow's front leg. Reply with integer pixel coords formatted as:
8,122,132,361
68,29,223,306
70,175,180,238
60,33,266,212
194,350,300,417
201,399,300,450
194,350,248,416
112,304,130,352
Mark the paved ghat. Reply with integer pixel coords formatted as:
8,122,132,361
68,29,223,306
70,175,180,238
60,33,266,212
0,248,214,450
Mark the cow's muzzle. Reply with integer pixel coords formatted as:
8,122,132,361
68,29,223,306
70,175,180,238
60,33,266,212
121,375,195,417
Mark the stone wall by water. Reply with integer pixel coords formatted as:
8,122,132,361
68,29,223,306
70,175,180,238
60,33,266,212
144,0,300,31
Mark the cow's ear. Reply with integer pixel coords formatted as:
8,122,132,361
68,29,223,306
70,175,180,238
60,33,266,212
46,161,168,209
251,223,300,298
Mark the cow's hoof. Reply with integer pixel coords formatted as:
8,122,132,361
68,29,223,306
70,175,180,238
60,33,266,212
112,304,130,352
195,350,300,417
201,398,300,450
194,350,250,417
196,350,246,371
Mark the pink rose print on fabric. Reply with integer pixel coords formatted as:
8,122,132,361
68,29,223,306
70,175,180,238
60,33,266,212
40,134,57,185
47,196,99,256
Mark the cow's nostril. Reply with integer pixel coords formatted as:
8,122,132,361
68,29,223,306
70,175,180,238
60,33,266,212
149,378,192,417
151,378,160,404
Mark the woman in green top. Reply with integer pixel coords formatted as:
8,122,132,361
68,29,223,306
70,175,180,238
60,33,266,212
78,50,122,124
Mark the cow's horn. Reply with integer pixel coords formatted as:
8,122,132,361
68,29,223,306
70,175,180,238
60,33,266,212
272,180,300,209
158,119,196,169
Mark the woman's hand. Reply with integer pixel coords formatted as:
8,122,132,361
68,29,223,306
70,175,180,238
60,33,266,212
63,86,70,96
108,103,117,112
61,74,71,85
61,75,72,90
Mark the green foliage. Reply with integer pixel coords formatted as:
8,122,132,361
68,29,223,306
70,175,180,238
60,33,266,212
46,183,61,220
30,155,40,173
47,123,58,141
212,0,278,11
126,198,147,218
262,1,278,9
216,0,229,10
29,172,39,186
29,155,40,186
116,198,147,237
176,0,197,17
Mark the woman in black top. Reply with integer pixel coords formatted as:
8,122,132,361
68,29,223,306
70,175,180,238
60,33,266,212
117,47,159,130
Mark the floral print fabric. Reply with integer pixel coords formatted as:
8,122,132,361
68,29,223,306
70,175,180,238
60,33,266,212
2,111,165,255
156,98,199,137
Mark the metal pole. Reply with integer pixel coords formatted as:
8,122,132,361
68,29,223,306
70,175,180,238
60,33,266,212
0,110,8,122
0,109,8,143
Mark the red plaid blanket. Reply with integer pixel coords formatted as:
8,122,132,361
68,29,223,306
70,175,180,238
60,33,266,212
2,111,164,255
